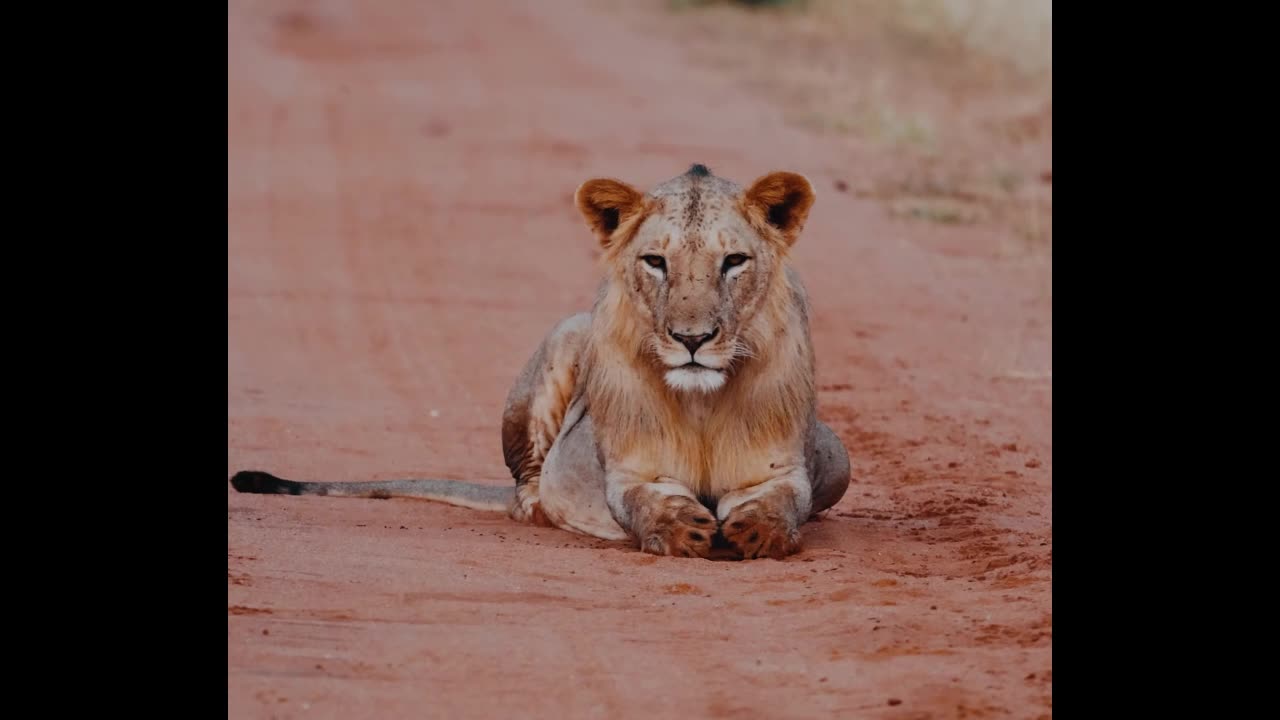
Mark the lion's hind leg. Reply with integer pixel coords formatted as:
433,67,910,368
512,483,550,526
807,420,852,517
501,313,591,526
538,410,629,542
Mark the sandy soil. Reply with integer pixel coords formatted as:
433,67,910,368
228,1,1051,717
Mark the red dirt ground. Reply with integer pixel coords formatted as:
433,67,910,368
228,1,1051,718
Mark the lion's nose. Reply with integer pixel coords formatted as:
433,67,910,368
669,327,719,355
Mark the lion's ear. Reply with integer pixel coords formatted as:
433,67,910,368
574,178,646,249
742,171,816,247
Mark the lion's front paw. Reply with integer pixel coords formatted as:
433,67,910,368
721,500,801,560
638,496,717,558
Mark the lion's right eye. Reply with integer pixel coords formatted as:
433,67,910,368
641,255,666,271
722,253,749,272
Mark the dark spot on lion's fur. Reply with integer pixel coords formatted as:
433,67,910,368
687,163,712,177
767,191,807,229
684,188,702,228
600,207,620,233
502,398,535,483
689,531,706,542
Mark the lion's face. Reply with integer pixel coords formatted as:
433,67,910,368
625,188,776,393
576,165,815,394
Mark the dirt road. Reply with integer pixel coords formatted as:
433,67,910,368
228,1,1051,717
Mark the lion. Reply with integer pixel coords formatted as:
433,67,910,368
231,164,852,560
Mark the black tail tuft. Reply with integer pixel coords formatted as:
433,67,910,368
687,163,712,177
230,470,298,495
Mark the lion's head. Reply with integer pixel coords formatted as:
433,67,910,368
574,164,816,394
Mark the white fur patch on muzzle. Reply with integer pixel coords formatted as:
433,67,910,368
664,366,727,393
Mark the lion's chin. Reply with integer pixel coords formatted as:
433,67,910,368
663,366,727,393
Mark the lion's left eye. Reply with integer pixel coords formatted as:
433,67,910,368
722,254,749,272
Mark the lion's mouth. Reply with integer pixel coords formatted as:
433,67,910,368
664,363,728,393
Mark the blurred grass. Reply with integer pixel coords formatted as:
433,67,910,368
634,0,1052,249
667,0,1051,78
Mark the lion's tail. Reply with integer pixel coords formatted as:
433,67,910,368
229,470,514,512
